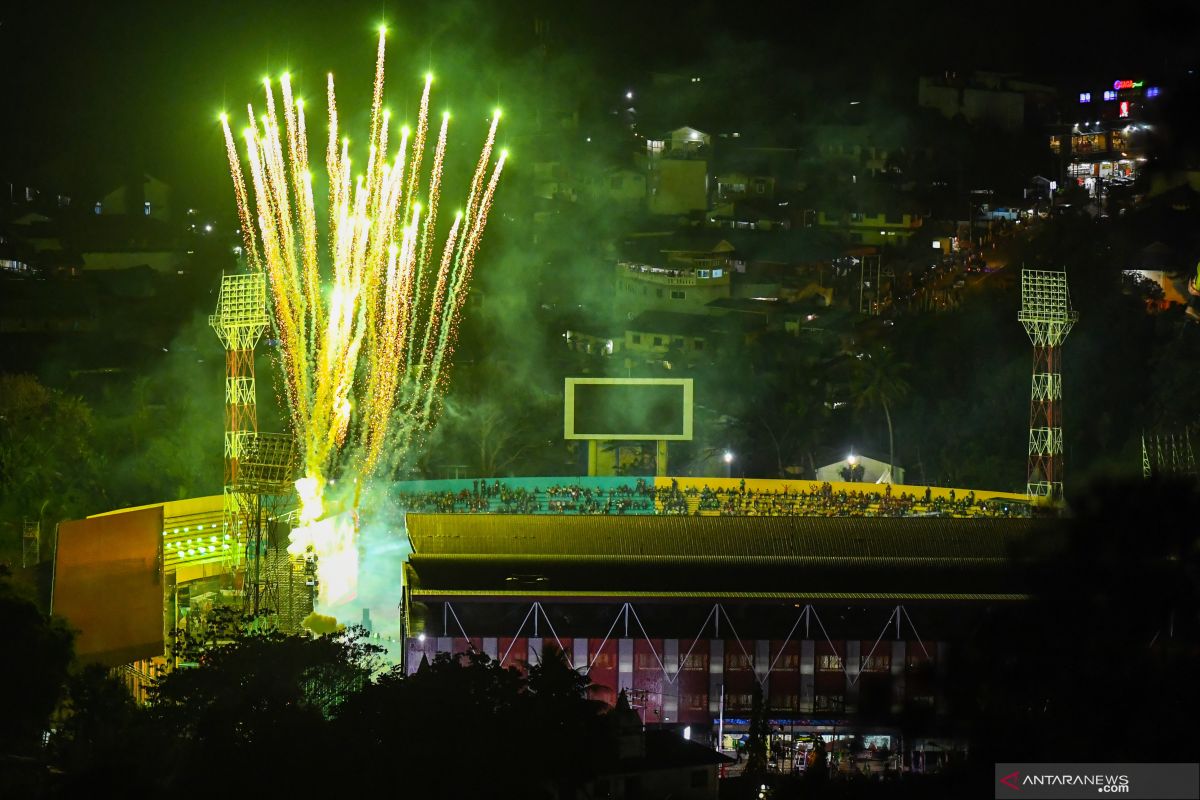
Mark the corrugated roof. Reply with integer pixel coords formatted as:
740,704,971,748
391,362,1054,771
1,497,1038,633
403,515,1050,600
405,514,1043,560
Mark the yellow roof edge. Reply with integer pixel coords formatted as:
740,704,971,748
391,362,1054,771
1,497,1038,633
410,589,1029,601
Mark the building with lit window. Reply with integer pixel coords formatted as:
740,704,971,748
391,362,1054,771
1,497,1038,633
1051,77,1163,198
645,127,711,216
814,208,924,246
614,259,732,317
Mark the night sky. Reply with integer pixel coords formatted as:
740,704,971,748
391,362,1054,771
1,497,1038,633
3,0,1196,210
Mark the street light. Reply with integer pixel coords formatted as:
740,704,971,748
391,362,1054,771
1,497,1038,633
723,450,734,478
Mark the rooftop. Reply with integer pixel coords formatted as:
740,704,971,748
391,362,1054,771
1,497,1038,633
404,514,1057,602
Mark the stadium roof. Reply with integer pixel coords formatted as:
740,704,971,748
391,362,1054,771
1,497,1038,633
404,514,1056,602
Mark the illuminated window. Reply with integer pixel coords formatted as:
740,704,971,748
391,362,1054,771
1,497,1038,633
680,653,708,671
1146,87,1160,98
144,201,152,216
94,202,102,215
860,654,891,672
1103,90,1117,101
818,654,843,671
727,653,755,670
1049,135,1061,154
1072,133,1106,155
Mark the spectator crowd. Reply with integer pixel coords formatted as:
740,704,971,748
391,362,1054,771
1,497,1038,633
393,479,1032,518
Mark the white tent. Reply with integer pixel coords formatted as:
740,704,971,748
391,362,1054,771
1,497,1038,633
815,453,904,485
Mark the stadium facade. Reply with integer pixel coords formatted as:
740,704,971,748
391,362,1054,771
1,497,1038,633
398,477,1048,760
56,474,1045,762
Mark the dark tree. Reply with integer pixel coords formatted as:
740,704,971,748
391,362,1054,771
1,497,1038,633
0,567,74,756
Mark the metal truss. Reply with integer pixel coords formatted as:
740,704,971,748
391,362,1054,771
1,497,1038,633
1142,429,1197,480
1019,269,1076,501
434,601,932,690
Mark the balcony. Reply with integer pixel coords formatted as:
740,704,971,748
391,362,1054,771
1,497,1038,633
618,261,727,285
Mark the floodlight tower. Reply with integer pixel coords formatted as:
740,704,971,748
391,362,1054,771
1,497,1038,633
1018,269,1078,501
235,432,301,620
210,273,269,581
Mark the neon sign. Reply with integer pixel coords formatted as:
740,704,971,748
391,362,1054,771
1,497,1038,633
1113,79,1144,90
1119,101,1130,118
1079,92,1091,103
1103,90,1117,101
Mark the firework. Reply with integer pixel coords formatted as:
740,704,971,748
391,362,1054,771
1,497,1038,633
221,29,506,535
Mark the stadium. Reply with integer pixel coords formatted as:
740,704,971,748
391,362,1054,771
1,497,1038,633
50,371,1063,773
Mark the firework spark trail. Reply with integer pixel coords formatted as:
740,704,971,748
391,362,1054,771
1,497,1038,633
417,115,451,366
221,116,262,272
224,32,503,527
295,99,321,364
402,110,500,428
368,28,387,163
421,151,507,425
457,111,501,258
404,75,433,222
401,80,435,363
246,110,306,428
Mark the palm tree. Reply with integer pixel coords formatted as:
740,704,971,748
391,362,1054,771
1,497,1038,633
852,348,912,482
